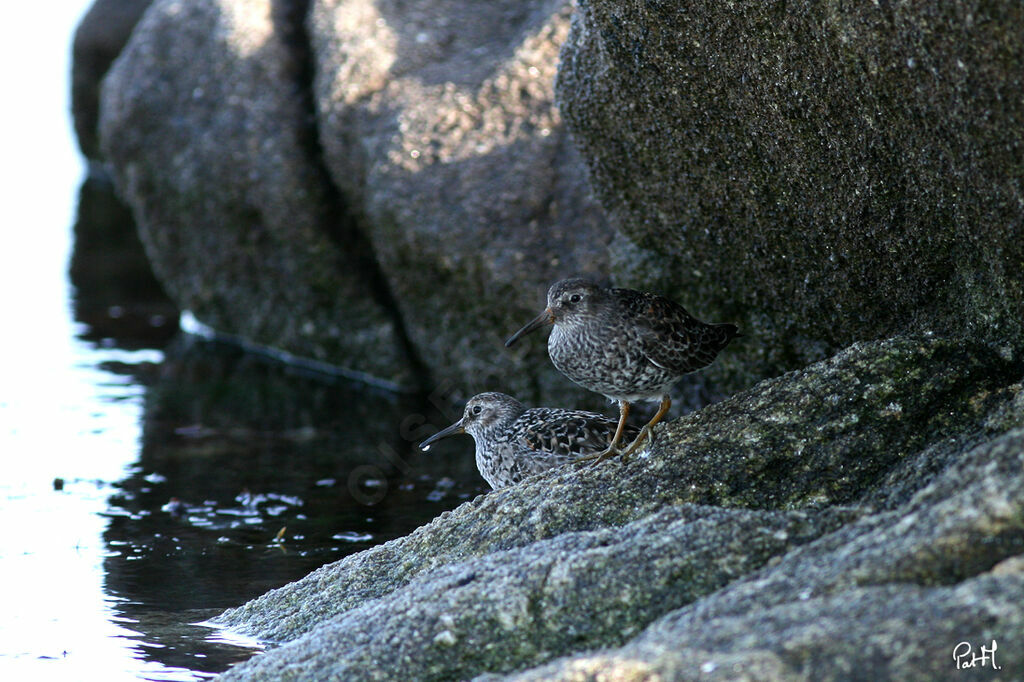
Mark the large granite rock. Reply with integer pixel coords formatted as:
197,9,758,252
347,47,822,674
556,1,1024,387
99,0,416,387
308,0,615,403
503,571,1024,681
212,335,1024,679
87,0,1023,399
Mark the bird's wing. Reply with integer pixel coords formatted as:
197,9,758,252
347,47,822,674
520,409,629,463
623,290,734,374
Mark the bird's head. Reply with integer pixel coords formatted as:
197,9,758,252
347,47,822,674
504,278,602,347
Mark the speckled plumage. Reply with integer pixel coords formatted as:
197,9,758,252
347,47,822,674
418,392,636,489
506,278,739,456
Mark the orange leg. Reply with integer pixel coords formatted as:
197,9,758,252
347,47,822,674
577,400,630,464
609,400,631,451
621,395,671,459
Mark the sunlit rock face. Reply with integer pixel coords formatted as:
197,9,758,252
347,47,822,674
307,0,616,405
99,0,414,387
96,0,616,403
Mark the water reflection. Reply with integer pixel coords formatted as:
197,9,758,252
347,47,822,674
70,171,180,350
64,175,485,676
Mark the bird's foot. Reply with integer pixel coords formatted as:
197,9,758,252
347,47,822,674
619,425,655,462
575,443,624,466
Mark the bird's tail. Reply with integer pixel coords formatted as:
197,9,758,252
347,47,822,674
716,322,742,340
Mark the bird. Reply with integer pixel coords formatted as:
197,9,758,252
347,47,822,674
418,391,638,489
505,278,739,460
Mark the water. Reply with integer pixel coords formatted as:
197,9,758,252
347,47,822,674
2,305,479,681
0,5,483,679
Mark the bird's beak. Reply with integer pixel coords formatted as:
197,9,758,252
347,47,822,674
419,419,465,451
504,308,554,348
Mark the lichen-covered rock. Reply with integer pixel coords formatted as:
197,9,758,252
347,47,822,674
218,505,848,681
501,573,1024,681
212,335,1024,679
309,0,616,404
99,0,413,385
497,429,1024,681
556,0,1024,389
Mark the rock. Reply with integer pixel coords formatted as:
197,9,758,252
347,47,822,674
556,1,1024,388
308,0,616,404
91,0,620,403
86,0,1023,402
219,505,849,680
502,574,1023,680
99,0,415,386
212,335,1024,679
71,0,153,161
499,430,1024,681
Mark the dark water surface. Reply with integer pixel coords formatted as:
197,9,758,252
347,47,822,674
104,336,480,678
103,336,480,678
0,176,484,680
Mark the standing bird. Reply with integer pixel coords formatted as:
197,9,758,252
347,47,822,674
505,278,739,460
418,392,637,489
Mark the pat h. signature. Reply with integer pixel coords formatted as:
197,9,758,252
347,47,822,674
953,639,1001,670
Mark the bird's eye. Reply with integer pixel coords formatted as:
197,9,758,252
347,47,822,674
471,405,483,415
568,294,582,304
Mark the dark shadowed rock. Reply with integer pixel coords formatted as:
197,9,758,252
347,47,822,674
99,0,416,387
309,0,616,404
71,0,153,161
212,335,1024,679
556,1,1024,389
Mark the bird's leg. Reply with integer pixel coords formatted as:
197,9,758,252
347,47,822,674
577,400,630,464
621,395,671,460
609,400,631,452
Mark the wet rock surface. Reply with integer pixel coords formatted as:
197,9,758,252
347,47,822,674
218,505,850,680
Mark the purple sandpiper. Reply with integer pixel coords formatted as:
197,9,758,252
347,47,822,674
418,391,637,489
505,278,739,459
